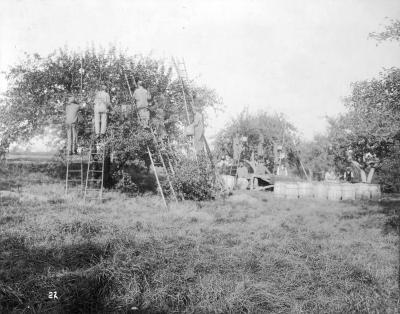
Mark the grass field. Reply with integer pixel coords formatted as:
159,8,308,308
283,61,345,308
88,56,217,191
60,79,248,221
0,182,399,313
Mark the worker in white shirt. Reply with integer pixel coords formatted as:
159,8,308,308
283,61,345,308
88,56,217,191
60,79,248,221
93,84,111,138
133,80,152,128
65,96,83,155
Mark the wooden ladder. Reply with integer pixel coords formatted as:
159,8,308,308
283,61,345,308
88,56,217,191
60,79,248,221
229,160,240,176
84,138,105,202
65,153,84,196
124,73,178,209
172,57,215,169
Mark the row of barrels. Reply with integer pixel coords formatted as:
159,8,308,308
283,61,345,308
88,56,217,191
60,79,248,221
274,182,381,201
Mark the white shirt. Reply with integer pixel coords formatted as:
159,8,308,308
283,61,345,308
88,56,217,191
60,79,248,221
133,86,151,109
94,90,111,113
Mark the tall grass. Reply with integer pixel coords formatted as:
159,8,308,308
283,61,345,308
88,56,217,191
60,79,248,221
0,183,398,313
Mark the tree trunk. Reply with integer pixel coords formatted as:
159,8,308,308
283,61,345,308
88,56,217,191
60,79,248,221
366,168,375,183
350,160,367,182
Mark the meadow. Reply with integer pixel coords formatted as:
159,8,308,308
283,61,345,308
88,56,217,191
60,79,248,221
0,178,399,313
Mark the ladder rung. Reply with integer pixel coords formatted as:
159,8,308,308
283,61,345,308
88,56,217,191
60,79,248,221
85,189,102,191
87,179,102,182
90,170,103,173
67,179,82,182
67,188,83,191
68,170,82,173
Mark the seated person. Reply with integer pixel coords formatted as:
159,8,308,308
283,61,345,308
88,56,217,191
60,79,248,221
324,168,338,182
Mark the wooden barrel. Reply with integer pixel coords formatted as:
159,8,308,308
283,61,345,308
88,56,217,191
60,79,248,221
355,183,370,200
285,182,299,199
236,178,249,190
221,175,235,191
327,183,342,201
314,183,328,200
274,181,286,198
368,184,381,201
298,182,313,198
341,183,355,201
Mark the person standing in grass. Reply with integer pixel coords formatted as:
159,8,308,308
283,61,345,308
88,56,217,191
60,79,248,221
65,96,82,155
93,83,111,138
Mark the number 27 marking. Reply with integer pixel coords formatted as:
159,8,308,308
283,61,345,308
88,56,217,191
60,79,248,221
48,291,58,300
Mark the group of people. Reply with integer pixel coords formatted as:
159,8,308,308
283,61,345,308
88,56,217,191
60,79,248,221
65,81,206,156
324,167,354,182
217,149,273,190
65,83,114,155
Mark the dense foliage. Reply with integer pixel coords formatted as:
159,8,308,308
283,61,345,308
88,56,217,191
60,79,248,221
298,20,400,187
214,109,300,173
297,134,335,180
0,46,222,190
170,153,217,201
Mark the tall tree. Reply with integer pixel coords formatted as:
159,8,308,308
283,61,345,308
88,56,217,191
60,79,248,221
214,109,300,172
0,46,222,184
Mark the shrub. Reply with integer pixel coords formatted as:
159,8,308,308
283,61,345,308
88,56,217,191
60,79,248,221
170,153,217,201
113,170,138,195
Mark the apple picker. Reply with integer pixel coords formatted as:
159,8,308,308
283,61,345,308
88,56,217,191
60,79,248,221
65,96,82,155
93,84,111,138
133,81,152,128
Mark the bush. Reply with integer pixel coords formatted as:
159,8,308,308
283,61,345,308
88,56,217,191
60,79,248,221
170,154,217,201
113,170,138,195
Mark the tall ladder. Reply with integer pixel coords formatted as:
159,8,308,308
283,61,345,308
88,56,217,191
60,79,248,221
172,57,215,170
172,57,198,161
172,57,192,124
229,159,240,176
65,153,84,196
149,125,178,203
124,73,178,208
84,137,106,202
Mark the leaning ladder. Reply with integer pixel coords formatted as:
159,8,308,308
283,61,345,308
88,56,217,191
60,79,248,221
124,73,178,209
65,153,84,196
84,139,106,202
172,57,215,169
149,126,178,203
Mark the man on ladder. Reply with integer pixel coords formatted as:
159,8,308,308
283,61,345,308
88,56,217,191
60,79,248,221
133,80,152,128
185,106,205,154
124,74,177,209
65,95,83,155
93,83,111,140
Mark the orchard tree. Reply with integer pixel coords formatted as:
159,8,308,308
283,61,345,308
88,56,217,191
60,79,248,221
370,18,400,43
327,68,400,185
324,19,400,188
0,46,221,186
214,109,300,173
297,134,336,180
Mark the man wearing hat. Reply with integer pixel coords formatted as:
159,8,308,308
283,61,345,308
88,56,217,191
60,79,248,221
133,80,152,128
65,96,81,155
93,83,111,137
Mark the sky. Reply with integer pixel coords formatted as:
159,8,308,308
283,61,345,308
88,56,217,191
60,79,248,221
1,0,400,150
